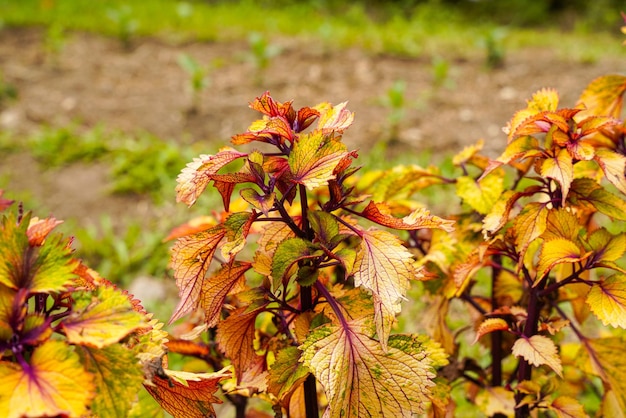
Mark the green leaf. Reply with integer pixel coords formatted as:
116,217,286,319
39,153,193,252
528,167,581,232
271,237,320,290
221,212,255,260
569,177,626,220
585,228,626,264
587,275,626,328
511,335,563,377
0,212,78,293
300,319,442,418
0,340,95,418
267,346,309,404
240,188,275,216
77,344,144,418
309,211,340,247
456,173,504,215
62,286,147,348
288,131,347,190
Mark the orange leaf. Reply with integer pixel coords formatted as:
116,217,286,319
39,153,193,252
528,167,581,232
217,302,268,382
145,368,229,418
200,261,251,327
361,201,455,232
0,340,95,418
474,318,509,343
26,216,63,246
169,226,227,323
512,335,562,377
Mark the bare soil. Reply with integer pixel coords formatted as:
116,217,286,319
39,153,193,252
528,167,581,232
0,27,624,223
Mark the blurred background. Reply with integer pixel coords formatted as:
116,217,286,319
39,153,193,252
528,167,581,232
0,0,625,321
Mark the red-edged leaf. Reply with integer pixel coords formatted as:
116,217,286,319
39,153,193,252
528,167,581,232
541,149,573,207
200,261,251,327
353,229,416,348
26,216,63,246
216,302,268,383
512,335,563,377
144,368,230,418
295,106,320,132
315,101,354,133
176,148,247,207
249,91,295,119
289,131,348,190
361,201,455,232
169,226,227,323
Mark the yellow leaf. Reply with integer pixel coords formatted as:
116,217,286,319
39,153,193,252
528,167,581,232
550,395,587,418
576,74,626,119
577,337,626,408
475,386,515,418
288,131,348,190
535,238,591,285
512,335,563,377
353,229,415,348
513,203,549,266
587,275,626,328
541,149,573,207
0,340,95,418
595,149,626,195
62,286,147,348
456,173,504,215
300,319,441,418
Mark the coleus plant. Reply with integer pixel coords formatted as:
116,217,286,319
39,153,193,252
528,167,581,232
361,75,626,416
167,92,455,417
0,191,229,418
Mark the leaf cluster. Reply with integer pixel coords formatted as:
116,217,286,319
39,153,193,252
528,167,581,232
375,75,626,416
166,92,454,416
0,195,228,417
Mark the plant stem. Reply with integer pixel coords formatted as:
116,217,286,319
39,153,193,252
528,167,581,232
515,271,546,418
491,255,503,387
298,183,319,418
